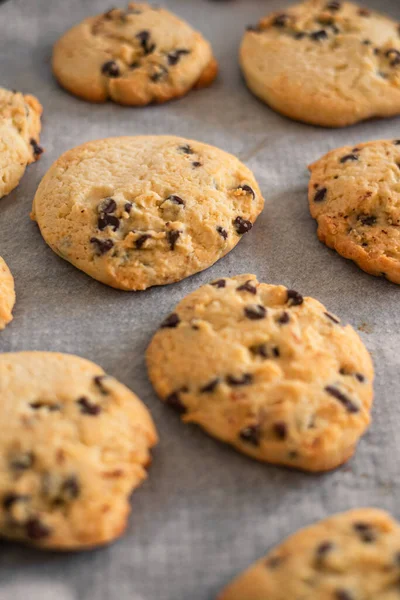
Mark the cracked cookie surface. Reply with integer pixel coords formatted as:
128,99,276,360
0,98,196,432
0,352,158,549
241,0,400,127
219,509,400,600
0,87,43,199
0,257,15,330
52,2,217,105
146,274,373,472
31,136,264,290
309,139,400,284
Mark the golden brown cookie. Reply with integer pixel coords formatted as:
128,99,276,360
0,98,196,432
146,274,374,472
0,257,15,330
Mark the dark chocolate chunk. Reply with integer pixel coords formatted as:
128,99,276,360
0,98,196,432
26,517,51,540
130,61,140,70
237,280,257,294
273,421,287,440
179,144,194,154
226,373,253,386
239,424,260,446
340,154,358,163
94,375,109,395
167,230,181,250
29,401,60,412
3,493,29,510
211,279,226,288
161,313,180,328
310,29,328,41
200,378,220,393
355,373,365,383
273,347,280,358
150,64,168,82
325,385,359,413
167,49,190,66
353,522,375,543
216,226,228,239
325,312,340,324
335,591,353,600
245,304,267,320
124,202,133,213
98,198,116,214
90,237,114,255
192,161,202,168
316,540,334,558
101,60,120,77
166,195,185,206
326,1,341,11
135,234,151,249
287,289,304,307
358,214,377,226
362,39,371,45
30,139,43,157
98,214,120,231
314,187,327,203
386,48,400,67
233,216,253,234
165,391,186,414
61,476,80,501
77,397,101,416
136,30,155,55
272,14,289,27
278,312,290,324
394,140,400,145
237,184,255,198
10,452,34,472
250,344,268,358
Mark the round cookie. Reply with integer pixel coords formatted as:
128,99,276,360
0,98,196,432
31,136,264,291
0,87,43,199
146,274,373,472
240,1,400,127
218,508,400,600
309,139,400,284
52,3,217,105
0,257,15,330
0,352,158,550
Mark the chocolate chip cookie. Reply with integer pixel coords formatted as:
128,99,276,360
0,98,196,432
0,352,158,549
31,136,264,290
241,1,400,127
0,257,15,330
52,3,217,105
146,274,373,472
219,509,400,600
309,139,400,284
0,87,43,199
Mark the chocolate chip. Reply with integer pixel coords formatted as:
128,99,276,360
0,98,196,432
130,61,140,70
272,13,289,27
354,522,375,542
94,375,109,395
179,144,194,154
98,214,120,231
249,344,268,358
10,452,34,471
101,60,120,77
167,49,190,66
216,226,228,239
310,29,328,41
166,195,185,206
340,154,359,165
273,346,280,357
233,216,253,234
90,237,114,255
29,402,60,411
150,64,168,82
267,556,282,568
335,590,353,600
316,540,334,557
135,234,151,249
161,313,180,328
226,373,253,386
77,397,101,416
167,230,181,250
61,476,80,501
136,30,155,55
239,425,260,446
278,312,290,324
287,289,304,307
98,198,116,214
326,1,341,10
3,493,29,510
358,8,370,16
211,279,226,288
273,422,287,440
394,140,400,145
124,202,132,213
325,386,359,413
245,305,267,320
165,392,186,414
358,214,377,226
325,312,340,324
386,49,400,67
237,184,255,198
362,39,371,45
314,187,327,203
192,161,201,168
30,139,43,157
237,280,257,294
200,378,220,393
355,373,365,383
25,517,51,540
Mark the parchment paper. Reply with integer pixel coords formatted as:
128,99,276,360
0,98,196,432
0,0,400,598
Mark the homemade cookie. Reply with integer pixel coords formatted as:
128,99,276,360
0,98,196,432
0,352,158,549
0,87,43,199
52,3,217,105
218,508,400,600
0,257,15,330
309,140,400,284
241,1,400,127
32,136,264,291
146,274,373,472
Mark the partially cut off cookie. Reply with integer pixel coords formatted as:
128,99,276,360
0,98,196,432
146,274,373,472
0,257,15,330
0,87,43,199
0,352,158,550
32,136,264,290
309,139,400,284
218,509,400,600
52,3,217,105
241,1,400,127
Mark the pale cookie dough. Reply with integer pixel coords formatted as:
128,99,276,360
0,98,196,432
218,509,400,600
52,3,218,105
0,257,15,330
241,0,400,127
0,87,43,199
146,274,373,472
31,136,264,291
309,139,400,284
0,352,158,550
